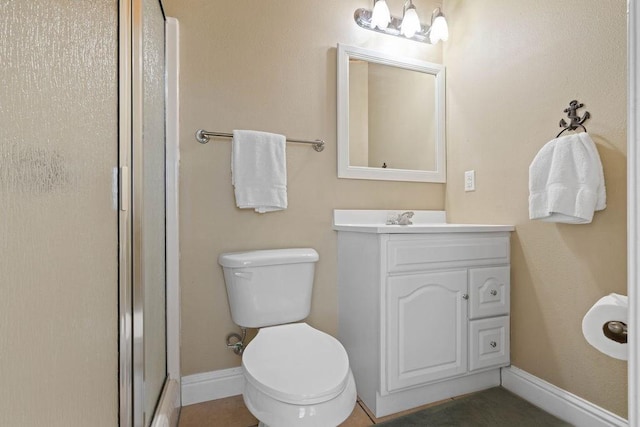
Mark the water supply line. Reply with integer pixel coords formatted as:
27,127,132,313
226,328,247,355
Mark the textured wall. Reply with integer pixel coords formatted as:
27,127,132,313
0,1,119,425
444,0,627,417
161,0,445,375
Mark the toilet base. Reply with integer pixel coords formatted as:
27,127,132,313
243,369,357,427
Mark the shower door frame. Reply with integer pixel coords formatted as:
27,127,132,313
119,0,134,424
119,0,181,425
629,1,639,425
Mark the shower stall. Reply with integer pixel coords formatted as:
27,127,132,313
0,0,178,425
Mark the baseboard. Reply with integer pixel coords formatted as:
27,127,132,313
150,379,181,427
501,366,627,427
180,364,628,426
181,367,244,406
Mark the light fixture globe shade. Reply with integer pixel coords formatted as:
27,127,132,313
401,7,421,38
429,15,449,44
371,0,391,30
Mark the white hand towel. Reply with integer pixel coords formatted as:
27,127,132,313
529,132,606,224
232,130,287,213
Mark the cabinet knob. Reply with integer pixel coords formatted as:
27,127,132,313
490,341,497,348
490,289,498,296
462,294,469,300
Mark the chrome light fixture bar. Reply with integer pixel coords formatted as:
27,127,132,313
354,1,449,44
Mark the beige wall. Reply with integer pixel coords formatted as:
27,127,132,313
162,0,445,375
444,0,628,417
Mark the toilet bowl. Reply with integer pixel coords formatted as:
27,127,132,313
241,323,356,427
218,248,357,426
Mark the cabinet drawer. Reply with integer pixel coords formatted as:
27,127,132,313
469,267,510,319
387,235,510,273
469,316,510,371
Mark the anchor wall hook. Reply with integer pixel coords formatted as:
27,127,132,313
557,100,590,137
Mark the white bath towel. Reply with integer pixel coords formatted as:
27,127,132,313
232,130,287,213
529,132,606,224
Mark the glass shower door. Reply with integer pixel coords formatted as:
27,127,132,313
132,0,167,424
0,1,119,425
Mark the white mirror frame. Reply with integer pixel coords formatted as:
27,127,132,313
337,43,446,183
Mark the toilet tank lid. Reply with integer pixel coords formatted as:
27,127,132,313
218,248,319,268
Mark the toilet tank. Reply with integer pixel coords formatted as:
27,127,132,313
218,248,319,328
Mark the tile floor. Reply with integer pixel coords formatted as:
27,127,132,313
178,395,454,427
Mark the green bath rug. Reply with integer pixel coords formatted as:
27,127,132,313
376,387,573,427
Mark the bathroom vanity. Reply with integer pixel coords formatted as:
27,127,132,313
334,210,514,417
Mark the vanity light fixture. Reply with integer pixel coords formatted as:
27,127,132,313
400,1,420,38
371,0,391,29
429,7,449,44
354,1,449,44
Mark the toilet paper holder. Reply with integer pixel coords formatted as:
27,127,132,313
603,321,628,344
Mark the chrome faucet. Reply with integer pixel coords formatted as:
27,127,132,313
398,211,414,225
386,211,414,225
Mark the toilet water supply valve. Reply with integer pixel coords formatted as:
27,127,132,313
226,328,247,355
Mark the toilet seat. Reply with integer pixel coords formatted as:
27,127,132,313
242,323,350,405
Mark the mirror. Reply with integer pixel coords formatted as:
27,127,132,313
337,44,446,182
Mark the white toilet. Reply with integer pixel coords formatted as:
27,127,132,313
218,248,357,427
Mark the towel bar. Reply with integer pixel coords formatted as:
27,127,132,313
195,129,325,152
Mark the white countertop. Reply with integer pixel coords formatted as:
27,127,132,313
333,210,514,234
332,223,515,233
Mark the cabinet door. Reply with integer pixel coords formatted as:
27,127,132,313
386,270,468,392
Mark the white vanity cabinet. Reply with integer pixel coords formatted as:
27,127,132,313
336,226,513,417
